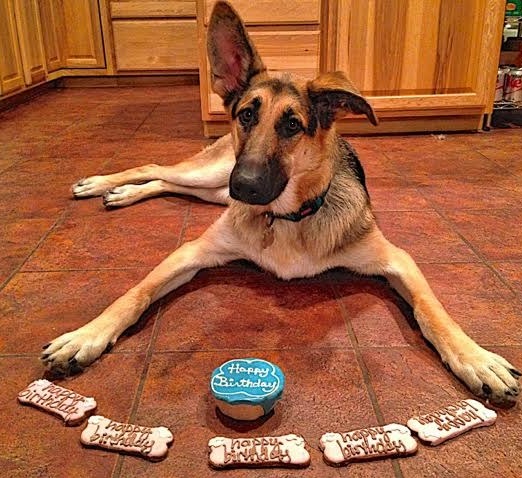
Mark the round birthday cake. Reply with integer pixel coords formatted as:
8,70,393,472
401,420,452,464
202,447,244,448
210,358,285,420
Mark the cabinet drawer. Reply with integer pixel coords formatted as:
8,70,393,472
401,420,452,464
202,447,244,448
207,29,320,114
203,0,320,25
113,20,198,70
111,1,196,18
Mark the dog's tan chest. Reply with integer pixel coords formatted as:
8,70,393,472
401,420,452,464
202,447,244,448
251,246,321,279
249,227,330,280
226,206,336,280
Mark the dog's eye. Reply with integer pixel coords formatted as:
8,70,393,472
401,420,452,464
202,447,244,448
285,118,302,136
238,108,253,126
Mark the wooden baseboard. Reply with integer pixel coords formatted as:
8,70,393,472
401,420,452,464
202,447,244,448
336,115,483,135
1,74,200,112
203,121,231,137
58,74,199,88
203,115,483,138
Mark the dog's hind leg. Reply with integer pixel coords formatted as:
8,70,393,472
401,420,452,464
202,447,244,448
103,181,230,207
72,134,234,204
341,227,520,405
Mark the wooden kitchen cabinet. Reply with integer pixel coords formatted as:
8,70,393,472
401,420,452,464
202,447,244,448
198,0,506,136
2,0,507,136
38,0,62,72
59,0,106,68
326,0,505,133
0,0,25,95
13,0,47,85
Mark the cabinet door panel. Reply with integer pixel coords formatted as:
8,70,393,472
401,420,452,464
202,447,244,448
60,0,105,68
14,0,46,85
38,0,62,72
335,0,502,106
0,0,25,94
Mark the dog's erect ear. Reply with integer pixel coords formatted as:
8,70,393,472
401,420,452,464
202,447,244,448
207,1,266,106
307,71,378,128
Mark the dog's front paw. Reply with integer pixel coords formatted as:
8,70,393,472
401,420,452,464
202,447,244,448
41,327,114,374
103,185,143,208
447,345,520,405
72,176,114,198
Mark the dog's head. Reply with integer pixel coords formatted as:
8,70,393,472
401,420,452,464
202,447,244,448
208,1,377,208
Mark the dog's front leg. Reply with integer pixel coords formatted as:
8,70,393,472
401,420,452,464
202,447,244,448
41,216,239,373
343,227,520,404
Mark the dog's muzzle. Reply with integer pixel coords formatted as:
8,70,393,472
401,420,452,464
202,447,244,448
229,157,288,205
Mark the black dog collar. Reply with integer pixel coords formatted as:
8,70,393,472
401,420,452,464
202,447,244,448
265,183,331,225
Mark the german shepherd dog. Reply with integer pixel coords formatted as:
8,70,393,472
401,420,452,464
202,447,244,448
42,1,520,405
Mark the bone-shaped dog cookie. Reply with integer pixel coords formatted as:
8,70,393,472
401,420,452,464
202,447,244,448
80,415,173,461
407,398,497,445
319,424,417,466
18,379,97,426
208,434,310,468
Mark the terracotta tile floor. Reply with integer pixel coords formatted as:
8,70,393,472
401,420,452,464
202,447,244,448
1,85,522,477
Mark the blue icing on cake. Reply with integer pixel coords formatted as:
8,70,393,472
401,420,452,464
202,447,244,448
211,358,285,414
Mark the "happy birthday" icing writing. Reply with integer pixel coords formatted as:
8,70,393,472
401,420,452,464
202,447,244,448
18,380,96,423
88,420,156,454
413,400,482,431
226,363,270,378
212,376,278,393
336,427,407,459
224,437,291,464
211,359,284,400
209,434,310,468
81,416,174,460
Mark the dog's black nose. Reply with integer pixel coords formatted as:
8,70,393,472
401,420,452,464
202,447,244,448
230,172,268,204
229,158,288,205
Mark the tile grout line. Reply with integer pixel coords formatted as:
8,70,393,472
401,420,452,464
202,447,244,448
487,263,522,302
411,170,522,299
0,141,48,176
474,149,513,175
0,210,68,293
331,285,384,422
331,283,404,478
429,204,521,298
60,98,158,220
111,301,165,478
1,107,95,176
377,146,519,476
3,344,522,360
18,266,154,273
129,101,161,141
19,258,504,274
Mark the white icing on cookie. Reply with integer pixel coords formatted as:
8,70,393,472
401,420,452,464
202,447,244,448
88,415,102,425
18,379,97,426
80,415,173,460
319,424,418,466
407,399,497,446
208,434,310,468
